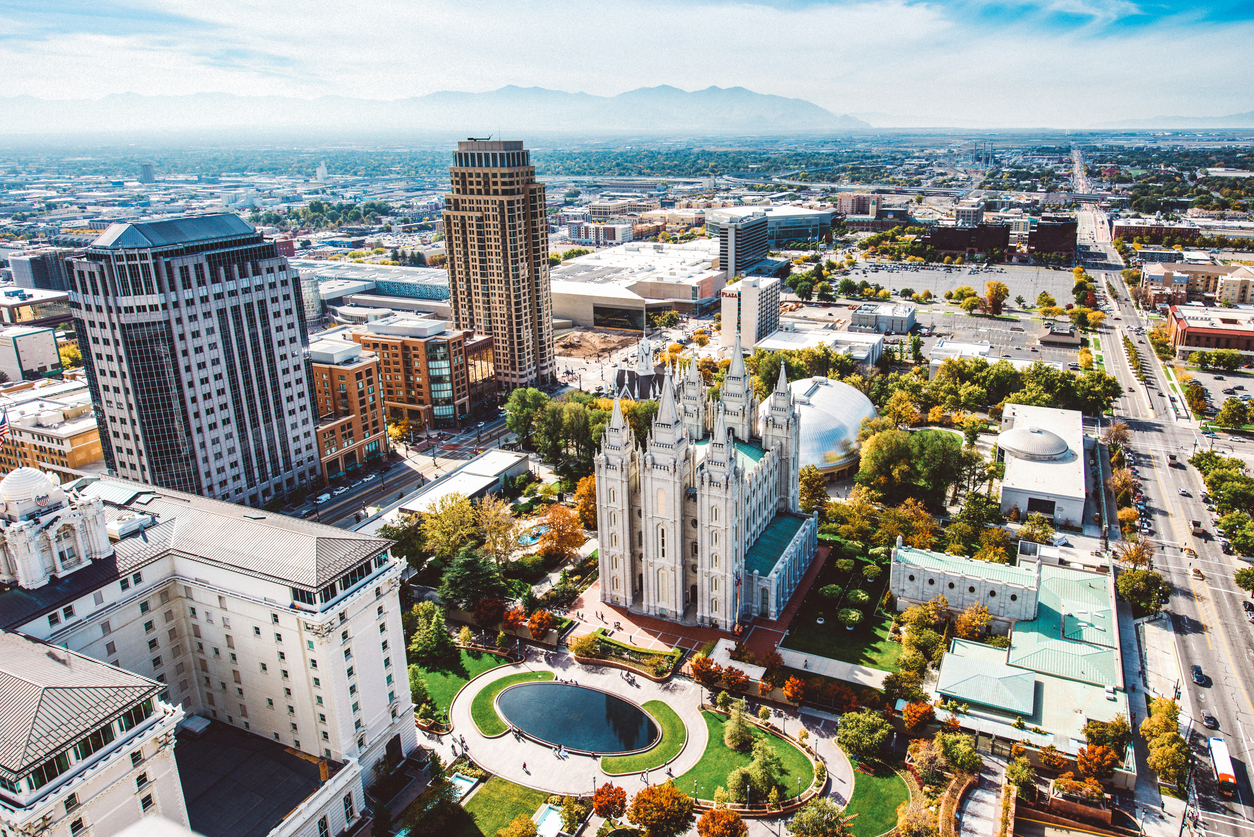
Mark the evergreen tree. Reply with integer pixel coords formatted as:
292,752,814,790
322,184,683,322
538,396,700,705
438,545,509,610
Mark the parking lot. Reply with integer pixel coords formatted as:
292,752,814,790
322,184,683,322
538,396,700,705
820,263,1082,305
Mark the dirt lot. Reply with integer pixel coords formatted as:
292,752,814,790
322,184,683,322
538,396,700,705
555,329,640,359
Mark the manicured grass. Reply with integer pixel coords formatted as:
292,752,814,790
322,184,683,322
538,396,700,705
419,648,512,714
845,762,910,837
453,776,549,837
601,700,687,773
470,671,555,736
673,711,813,802
781,562,901,672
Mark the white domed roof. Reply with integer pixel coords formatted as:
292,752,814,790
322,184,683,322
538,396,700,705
0,467,57,503
999,426,1069,461
760,377,877,472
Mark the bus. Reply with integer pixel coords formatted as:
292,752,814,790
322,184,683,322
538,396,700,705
1210,737,1238,798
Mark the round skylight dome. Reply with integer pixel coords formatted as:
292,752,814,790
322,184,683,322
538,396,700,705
999,426,1069,461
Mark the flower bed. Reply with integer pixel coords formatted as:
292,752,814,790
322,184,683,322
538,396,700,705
571,628,682,677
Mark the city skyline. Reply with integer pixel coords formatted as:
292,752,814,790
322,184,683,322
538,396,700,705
3,0,1253,129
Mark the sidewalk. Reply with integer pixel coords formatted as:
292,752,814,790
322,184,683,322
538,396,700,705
775,648,888,689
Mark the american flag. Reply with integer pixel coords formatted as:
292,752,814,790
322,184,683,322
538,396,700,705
0,408,8,447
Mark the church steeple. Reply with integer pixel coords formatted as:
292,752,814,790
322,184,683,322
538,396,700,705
720,333,758,442
651,372,686,448
679,356,708,441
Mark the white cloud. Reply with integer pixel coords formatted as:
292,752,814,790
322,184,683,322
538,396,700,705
1,0,1250,127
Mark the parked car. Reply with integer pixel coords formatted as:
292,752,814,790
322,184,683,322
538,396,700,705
315,493,331,503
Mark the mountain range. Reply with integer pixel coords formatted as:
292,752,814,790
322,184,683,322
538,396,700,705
0,86,871,138
1103,110,1254,128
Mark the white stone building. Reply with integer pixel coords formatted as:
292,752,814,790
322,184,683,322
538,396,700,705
997,404,1086,527
0,632,187,837
594,337,817,628
0,466,416,837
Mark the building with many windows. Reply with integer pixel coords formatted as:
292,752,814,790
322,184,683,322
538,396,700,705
348,315,494,430
0,631,187,837
68,214,320,506
719,276,780,349
0,465,414,837
0,380,105,481
595,341,817,628
308,338,386,483
443,140,554,390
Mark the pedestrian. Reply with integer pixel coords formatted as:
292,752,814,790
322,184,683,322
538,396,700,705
523,762,528,772
803,659,808,669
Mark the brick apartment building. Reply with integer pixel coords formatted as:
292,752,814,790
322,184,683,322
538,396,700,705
348,315,494,432
922,223,1010,260
308,337,387,482
1026,217,1078,263
1167,306,1254,356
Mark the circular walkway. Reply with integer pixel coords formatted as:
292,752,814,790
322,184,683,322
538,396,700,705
427,649,854,808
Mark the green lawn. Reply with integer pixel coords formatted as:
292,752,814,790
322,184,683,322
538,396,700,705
673,711,813,802
601,700,687,773
470,671,555,736
781,561,901,672
417,649,513,715
452,776,549,837
845,762,910,837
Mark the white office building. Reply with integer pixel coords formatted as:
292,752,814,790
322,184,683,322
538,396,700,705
997,404,1087,527
720,277,781,349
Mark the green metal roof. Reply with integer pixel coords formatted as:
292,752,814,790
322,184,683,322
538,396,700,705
1007,564,1117,687
936,646,1036,715
744,513,808,577
893,546,1037,587
693,438,766,471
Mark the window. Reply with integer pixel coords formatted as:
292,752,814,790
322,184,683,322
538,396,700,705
139,601,149,614
267,698,274,708
140,795,154,812
318,816,330,837
49,612,61,627
657,525,666,558
135,772,149,790
131,750,143,767
260,662,268,673
70,819,85,836
343,793,355,821
101,621,112,635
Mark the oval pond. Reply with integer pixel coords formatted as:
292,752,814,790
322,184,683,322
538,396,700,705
497,682,659,754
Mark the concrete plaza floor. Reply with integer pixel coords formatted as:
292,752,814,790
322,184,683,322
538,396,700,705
428,649,854,815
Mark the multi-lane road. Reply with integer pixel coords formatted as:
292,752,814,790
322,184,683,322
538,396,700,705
1077,202,1254,837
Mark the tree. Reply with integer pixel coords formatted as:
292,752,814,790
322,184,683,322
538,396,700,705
594,783,628,820
721,667,750,692
786,798,854,837
1019,512,1055,545
499,814,539,837
420,493,477,564
539,504,584,561
816,282,835,303
407,603,457,667
937,732,983,774
560,796,589,833
438,546,509,611
691,655,723,688
1006,757,1036,800
1102,422,1131,448
378,516,426,574
504,388,551,450
528,609,556,638
477,495,519,566
408,665,430,710
627,782,695,837
894,799,937,837
1036,291,1056,308
1216,398,1249,429
1114,539,1154,569
798,465,829,515
1116,569,1169,617
836,709,891,762
1140,698,1180,743
1146,732,1190,787
698,808,747,837
783,676,806,703
902,701,935,734
1235,567,1254,595
473,597,506,628
747,737,785,799
1077,745,1118,781
724,701,755,751
574,476,598,529
1084,714,1132,757
984,280,1010,315
953,604,992,639
59,345,82,368
1038,744,1069,771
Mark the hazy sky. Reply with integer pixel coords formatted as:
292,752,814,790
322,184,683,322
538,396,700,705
3,0,1253,127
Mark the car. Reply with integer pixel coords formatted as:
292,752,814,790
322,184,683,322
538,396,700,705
1242,600,1253,615
315,493,332,503
362,474,379,483
1237,385,1246,390
1158,392,1165,397
1223,388,1237,395
1202,710,1219,729
1215,375,1226,381
1179,489,1190,497
1202,430,1217,437
1192,664,1207,685
1128,386,1135,392
332,486,350,496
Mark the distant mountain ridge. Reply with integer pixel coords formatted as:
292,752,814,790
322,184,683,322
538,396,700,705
0,86,871,137
1103,110,1254,128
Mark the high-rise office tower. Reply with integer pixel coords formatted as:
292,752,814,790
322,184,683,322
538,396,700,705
137,162,156,184
444,140,554,391
68,214,320,505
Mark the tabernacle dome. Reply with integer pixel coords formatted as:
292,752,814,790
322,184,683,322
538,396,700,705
759,376,877,479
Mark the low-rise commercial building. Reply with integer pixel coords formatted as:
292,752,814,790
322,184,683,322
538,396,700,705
567,223,633,246
0,380,104,481
0,325,62,381
921,224,1009,260
1110,218,1202,244
1166,305,1254,356
997,403,1086,527
849,301,916,334
1026,217,1078,263
349,315,495,429
753,324,884,365
1141,263,1245,304
308,338,387,483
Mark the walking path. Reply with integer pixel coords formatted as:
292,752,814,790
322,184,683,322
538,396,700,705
775,648,889,689
428,649,854,806
957,759,1004,837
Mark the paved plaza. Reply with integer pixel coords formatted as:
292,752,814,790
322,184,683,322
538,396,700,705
429,650,854,811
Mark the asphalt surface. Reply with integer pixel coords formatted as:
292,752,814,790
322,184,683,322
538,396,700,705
1079,203,1254,837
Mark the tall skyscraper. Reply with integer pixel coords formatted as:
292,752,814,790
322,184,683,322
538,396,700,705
137,162,156,184
444,140,554,391
68,214,320,505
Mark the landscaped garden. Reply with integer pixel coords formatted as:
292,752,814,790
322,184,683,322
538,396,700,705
417,647,512,717
601,700,686,774
470,670,555,736
673,710,813,802
569,628,682,677
844,762,911,837
781,546,901,672
451,775,549,837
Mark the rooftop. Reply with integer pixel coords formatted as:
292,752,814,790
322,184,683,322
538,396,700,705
935,639,1035,715
1008,563,1118,687
693,437,766,473
550,240,722,289
893,545,1037,587
176,721,343,837
0,631,160,779
999,404,1086,503
1170,305,1254,332
744,512,810,577
90,213,257,250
